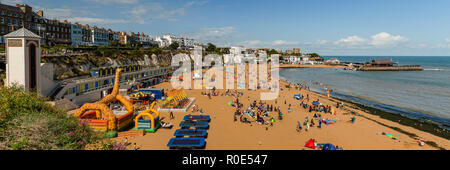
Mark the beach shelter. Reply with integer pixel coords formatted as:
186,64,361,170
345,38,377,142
322,144,336,150
294,94,301,100
312,101,320,105
304,139,315,149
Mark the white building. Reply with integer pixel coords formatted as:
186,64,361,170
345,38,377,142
182,37,194,49
155,36,170,47
325,58,340,65
4,28,42,92
226,46,246,64
163,34,183,46
287,56,301,64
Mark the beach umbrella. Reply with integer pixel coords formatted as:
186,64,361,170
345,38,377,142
305,139,315,149
322,144,336,150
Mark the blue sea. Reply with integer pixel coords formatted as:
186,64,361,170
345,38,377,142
279,56,450,129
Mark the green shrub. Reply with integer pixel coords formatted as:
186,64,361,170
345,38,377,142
0,86,102,150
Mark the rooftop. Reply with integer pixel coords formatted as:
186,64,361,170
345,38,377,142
4,28,41,39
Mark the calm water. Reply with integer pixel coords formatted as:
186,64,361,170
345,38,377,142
279,56,450,128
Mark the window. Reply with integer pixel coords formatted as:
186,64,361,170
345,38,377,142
7,18,11,25
1,27,4,34
0,17,3,24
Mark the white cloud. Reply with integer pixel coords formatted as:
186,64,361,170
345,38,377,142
271,40,299,46
369,32,408,47
85,0,139,4
0,0,25,5
316,40,328,45
334,35,366,47
246,40,263,46
66,17,129,24
125,1,207,24
191,26,237,45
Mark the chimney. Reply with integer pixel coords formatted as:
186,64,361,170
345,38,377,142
37,10,44,17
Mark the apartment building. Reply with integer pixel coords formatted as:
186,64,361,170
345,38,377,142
91,26,108,46
82,24,92,46
71,23,83,47
45,19,71,45
107,29,119,46
0,3,46,44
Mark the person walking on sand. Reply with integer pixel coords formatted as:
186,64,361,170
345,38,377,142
133,143,137,150
297,121,302,132
170,111,174,119
306,121,310,131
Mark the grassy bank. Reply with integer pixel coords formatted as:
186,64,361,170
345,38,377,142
0,86,103,150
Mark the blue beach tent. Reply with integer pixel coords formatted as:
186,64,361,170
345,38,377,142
322,144,336,150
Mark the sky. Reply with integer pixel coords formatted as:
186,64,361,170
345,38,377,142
3,0,450,56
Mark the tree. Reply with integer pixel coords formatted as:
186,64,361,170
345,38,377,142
169,42,179,51
308,53,324,61
268,49,279,56
206,43,216,52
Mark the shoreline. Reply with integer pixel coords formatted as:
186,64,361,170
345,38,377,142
285,80,450,148
279,79,449,149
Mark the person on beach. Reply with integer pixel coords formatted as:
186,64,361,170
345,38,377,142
170,111,174,119
297,121,302,132
351,116,356,123
306,121,310,131
318,120,322,128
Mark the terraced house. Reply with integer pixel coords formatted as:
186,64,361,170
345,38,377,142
91,26,109,46
0,3,45,44
45,19,71,45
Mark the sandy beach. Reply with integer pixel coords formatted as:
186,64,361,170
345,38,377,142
119,64,450,150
